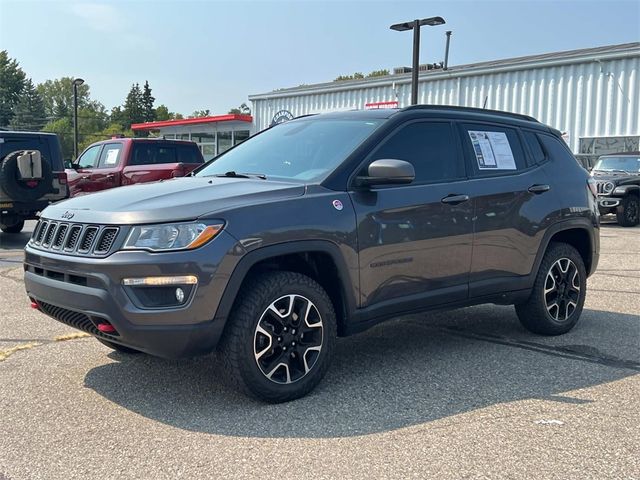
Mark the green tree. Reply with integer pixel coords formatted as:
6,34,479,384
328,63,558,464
123,83,144,128
42,106,108,159
228,103,251,115
109,106,127,129
367,69,390,78
9,79,47,131
190,109,211,118
141,80,155,122
36,77,93,120
155,104,182,121
334,72,365,82
0,50,27,127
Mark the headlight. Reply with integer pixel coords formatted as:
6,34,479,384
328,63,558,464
603,182,614,194
123,222,223,251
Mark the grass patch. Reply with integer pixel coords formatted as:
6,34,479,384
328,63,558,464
0,342,42,362
54,332,91,342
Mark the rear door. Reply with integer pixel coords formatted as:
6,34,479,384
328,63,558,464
349,120,473,309
459,122,554,297
68,144,102,195
122,143,178,185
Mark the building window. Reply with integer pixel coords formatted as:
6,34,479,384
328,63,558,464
191,132,215,143
201,144,216,161
234,130,250,145
162,133,176,140
218,131,232,154
179,134,190,141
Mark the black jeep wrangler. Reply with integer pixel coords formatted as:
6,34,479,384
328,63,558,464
0,131,69,233
24,106,600,402
591,152,640,227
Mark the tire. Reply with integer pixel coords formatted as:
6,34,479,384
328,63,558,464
515,242,587,335
219,271,337,403
616,195,640,227
0,219,25,233
0,150,53,202
97,338,142,354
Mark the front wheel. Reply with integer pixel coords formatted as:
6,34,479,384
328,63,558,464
515,242,587,335
0,219,25,233
219,271,337,403
616,195,640,227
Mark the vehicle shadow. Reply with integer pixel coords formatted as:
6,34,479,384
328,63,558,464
0,231,32,250
84,306,639,438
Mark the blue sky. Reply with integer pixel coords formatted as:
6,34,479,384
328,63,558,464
1,0,639,116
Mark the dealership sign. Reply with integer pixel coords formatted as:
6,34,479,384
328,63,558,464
271,110,294,126
364,101,399,110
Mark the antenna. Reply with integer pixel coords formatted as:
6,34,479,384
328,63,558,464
483,95,489,109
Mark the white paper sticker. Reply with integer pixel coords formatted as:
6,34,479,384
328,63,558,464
104,148,120,165
468,131,516,170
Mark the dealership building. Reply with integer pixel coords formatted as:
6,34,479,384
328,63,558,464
133,42,639,164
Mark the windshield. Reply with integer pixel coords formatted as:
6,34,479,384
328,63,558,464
196,118,383,182
593,156,640,173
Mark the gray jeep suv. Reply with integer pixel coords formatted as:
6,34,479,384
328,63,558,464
24,106,600,402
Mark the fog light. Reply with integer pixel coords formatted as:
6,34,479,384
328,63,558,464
175,287,185,303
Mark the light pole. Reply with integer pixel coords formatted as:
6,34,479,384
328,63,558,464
72,78,85,159
390,17,445,105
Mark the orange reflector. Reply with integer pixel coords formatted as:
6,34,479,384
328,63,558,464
186,224,223,250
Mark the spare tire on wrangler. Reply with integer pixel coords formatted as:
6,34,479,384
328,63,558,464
0,150,53,202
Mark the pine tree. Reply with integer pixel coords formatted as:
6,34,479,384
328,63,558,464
141,80,156,122
0,50,27,127
9,78,47,131
123,83,143,128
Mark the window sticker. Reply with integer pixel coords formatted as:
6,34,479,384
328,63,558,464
468,131,516,170
104,148,120,165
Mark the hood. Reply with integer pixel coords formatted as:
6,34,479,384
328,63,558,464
41,177,305,225
591,171,638,183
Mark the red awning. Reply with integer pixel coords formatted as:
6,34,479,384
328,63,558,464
131,114,253,131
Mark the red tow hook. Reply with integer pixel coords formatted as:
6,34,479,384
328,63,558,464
29,299,40,310
96,322,117,334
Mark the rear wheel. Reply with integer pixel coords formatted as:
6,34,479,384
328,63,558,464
0,219,25,233
516,243,587,335
616,195,639,227
219,271,337,403
97,338,142,354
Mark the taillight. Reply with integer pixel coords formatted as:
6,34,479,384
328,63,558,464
171,164,186,178
587,178,598,197
56,171,68,185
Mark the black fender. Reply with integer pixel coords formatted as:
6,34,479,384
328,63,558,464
212,240,358,331
613,184,640,196
531,217,599,279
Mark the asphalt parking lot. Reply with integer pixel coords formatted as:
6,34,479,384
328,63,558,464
0,220,638,479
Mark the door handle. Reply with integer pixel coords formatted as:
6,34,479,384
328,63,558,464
528,184,550,194
441,194,470,205
106,174,115,180
81,175,90,180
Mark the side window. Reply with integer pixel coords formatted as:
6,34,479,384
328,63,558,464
461,123,527,175
538,133,582,168
176,145,204,164
131,144,176,165
76,145,102,169
97,143,123,168
368,122,463,184
522,130,546,165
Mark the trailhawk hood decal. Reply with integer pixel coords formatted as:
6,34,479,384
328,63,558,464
41,177,305,225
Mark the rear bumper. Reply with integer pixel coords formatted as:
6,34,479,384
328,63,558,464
23,231,242,358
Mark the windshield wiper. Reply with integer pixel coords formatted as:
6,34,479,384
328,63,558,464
211,171,267,180
594,168,630,175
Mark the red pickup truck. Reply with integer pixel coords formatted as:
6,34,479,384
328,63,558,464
66,138,204,196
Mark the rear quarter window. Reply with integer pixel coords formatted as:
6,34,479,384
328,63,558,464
176,144,204,164
131,144,177,165
537,133,583,170
522,130,547,166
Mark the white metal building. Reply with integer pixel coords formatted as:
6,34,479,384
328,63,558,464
249,42,640,163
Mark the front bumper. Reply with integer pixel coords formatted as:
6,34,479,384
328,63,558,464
24,231,242,358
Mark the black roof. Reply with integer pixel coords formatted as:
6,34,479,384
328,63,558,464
0,131,59,137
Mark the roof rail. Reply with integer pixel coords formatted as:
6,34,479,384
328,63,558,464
400,104,539,123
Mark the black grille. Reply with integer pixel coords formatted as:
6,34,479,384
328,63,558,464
65,225,82,250
30,220,119,257
43,223,57,246
52,224,68,249
37,301,103,337
95,228,118,253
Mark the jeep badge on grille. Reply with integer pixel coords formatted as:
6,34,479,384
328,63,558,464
61,211,75,220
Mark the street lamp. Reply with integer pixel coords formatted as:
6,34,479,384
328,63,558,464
390,16,445,105
72,78,85,160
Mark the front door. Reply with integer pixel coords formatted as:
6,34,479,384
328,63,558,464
88,142,123,192
349,120,473,310
68,144,102,196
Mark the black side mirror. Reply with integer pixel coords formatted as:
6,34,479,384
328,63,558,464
64,160,77,169
356,159,415,187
